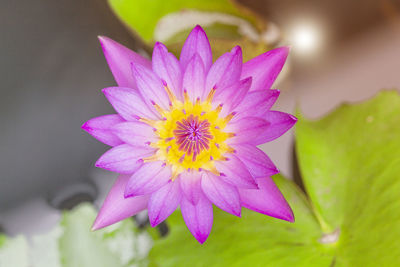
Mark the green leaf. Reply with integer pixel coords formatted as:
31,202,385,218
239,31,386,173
296,90,400,265
149,90,400,266
59,203,151,267
149,174,335,266
107,0,275,61
0,235,30,267
107,0,260,42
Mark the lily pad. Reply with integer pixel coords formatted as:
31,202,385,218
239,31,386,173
296,90,400,265
59,203,151,267
107,0,275,61
149,91,400,266
107,0,261,42
149,175,335,266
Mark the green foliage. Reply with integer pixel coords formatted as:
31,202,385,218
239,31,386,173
150,91,400,266
150,175,335,266
107,0,271,61
107,0,259,42
0,204,151,267
296,91,400,266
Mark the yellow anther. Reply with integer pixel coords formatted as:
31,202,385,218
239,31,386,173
208,166,220,176
226,132,236,138
152,102,166,116
183,90,190,103
164,85,177,104
139,118,158,127
215,104,223,113
226,146,236,153
143,155,159,162
206,88,216,103
224,112,236,123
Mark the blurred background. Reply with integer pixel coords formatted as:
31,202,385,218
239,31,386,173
1,0,400,241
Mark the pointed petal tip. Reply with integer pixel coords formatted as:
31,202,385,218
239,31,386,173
193,24,205,33
195,233,209,244
149,219,160,228
231,45,242,57
91,217,105,231
97,35,106,41
282,209,295,223
81,121,89,131
290,114,298,122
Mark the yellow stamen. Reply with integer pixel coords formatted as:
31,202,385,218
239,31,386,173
164,85,177,104
224,112,236,123
183,90,190,103
208,166,220,176
139,118,158,127
215,104,223,113
152,102,166,116
206,87,216,103
142,155,159,162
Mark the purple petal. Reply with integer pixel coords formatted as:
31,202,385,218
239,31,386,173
234,89,280,119
131,63,170,110
152,42,183,100
201,172,241,216
214,155,257,189
232,144,279,178
125,161,171,197
81,114,124,146
239,177,294,222
179,171,203,205
98,36,151,88
148,180,181,227
180,192,213,244
241,47,289,91
212,77,252,116
225,117,270,145
182,54,206,102
95,144,155,174
206,46,242,94
92,174,149,230
262,111,297,142
112,121,158,147
180,25,212,71
103,87,159,121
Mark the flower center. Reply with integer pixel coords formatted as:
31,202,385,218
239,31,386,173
142,86,235,177
173,115,213,161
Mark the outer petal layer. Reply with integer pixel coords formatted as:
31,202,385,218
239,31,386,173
152,42,182,100
214,155,257,189
206,46,242,92
183,54,206,102
92,174,149,230
180,192,213,244
148,180,181,227
239,177,294,222
179,171,203,205
95,144,155,173
180,25,212,71
112,121,158,146
99,36,151,88
103,87,158,120
225,117,270,145
262,111,297,142
125,162,172,197
202,172,241,216
241,47,289,91
233,144,279,178
132,63,170,110
234,89,280,119
81,114,124,146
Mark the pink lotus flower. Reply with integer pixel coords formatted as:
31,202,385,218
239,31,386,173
82,25,296,243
